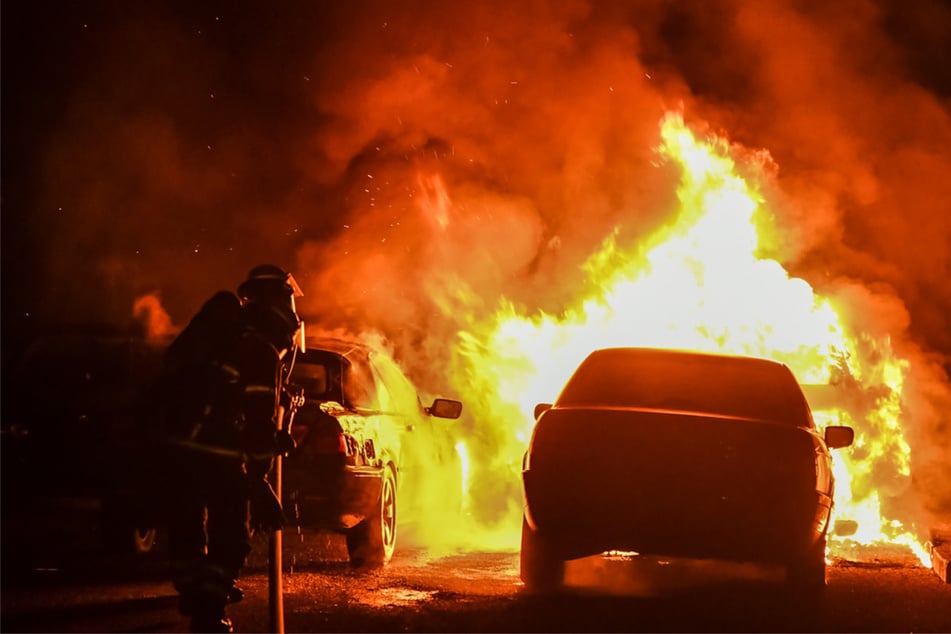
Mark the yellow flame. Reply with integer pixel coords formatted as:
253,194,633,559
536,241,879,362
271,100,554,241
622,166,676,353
450,111,928,564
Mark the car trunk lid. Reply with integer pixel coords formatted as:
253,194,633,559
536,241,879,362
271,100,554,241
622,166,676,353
523,407,822,561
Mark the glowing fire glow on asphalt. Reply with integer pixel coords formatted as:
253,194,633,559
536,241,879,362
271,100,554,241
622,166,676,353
450,111,929,566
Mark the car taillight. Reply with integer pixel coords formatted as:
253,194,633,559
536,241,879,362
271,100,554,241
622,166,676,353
312,432,347,454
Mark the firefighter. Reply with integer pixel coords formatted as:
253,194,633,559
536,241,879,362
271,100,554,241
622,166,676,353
158,265,303,633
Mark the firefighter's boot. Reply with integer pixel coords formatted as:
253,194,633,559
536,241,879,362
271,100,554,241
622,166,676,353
176,574,234,632
190,607,233,633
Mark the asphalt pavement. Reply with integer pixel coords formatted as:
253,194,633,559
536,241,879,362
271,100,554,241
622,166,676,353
1,497,948,633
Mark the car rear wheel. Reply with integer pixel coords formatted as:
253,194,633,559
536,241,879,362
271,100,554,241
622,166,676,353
520,514,564,593
346,467,397,567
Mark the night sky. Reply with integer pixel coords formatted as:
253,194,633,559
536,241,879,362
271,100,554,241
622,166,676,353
3,0,951,523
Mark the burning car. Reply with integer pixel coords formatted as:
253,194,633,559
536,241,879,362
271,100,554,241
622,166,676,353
520,347,855,594
283,336,463,566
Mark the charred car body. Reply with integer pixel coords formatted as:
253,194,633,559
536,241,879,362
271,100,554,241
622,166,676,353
520,347,854,594
283,336,463,566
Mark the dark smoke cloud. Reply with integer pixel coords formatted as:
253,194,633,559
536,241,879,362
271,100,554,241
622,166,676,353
3,0,949,527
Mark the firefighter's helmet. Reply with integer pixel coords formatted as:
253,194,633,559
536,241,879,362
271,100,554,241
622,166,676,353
237,264,303,303
237,265,305,351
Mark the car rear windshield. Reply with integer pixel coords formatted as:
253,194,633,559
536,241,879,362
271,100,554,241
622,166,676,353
556,348,812,427
293,350,344,404
292,348,381,409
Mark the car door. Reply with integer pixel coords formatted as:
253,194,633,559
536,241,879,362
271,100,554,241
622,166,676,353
338,353,389,474
372,354,434,511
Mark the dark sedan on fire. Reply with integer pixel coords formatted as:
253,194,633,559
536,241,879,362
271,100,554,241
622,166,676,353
520,347,854,594
283,336,463,566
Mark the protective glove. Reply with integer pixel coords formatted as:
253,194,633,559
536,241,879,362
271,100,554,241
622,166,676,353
249,478,284,534
274,429,296,457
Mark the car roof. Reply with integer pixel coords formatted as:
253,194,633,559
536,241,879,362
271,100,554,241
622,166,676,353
557,347,811,426
589,347,788,369
301,336,376,363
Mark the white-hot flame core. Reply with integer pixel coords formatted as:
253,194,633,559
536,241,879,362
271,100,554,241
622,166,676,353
455,440,471,513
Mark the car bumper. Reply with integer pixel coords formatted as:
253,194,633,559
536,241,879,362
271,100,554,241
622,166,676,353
523,467,831,565
284,459,383,531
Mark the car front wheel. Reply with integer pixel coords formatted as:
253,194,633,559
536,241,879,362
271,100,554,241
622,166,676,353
346,467,397,567
520,514,564,593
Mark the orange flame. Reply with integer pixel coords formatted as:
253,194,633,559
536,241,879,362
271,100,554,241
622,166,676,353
449,111,928,564
133,291,178,344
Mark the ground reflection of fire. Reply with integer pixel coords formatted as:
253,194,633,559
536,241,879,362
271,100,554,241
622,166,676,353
448,111,930,565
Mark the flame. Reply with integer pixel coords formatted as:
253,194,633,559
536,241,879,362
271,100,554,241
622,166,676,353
455,440,471,514
449,111,929,565
133,291,179,343
418,172,453,230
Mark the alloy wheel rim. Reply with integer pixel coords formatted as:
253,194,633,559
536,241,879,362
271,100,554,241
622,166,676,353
382,477,396,547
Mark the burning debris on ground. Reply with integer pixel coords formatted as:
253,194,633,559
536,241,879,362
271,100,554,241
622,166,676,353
2,0,950,569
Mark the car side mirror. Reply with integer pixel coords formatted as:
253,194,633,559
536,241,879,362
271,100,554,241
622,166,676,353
825,425,855,449
534,403,552,420
427,398,463,419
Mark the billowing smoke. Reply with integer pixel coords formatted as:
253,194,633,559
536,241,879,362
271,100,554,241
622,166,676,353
7,0,949,546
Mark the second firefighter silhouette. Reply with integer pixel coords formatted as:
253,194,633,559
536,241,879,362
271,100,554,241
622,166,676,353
159,265,305,633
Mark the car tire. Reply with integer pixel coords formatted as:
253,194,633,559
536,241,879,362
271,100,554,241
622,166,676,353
101,495,158,556
131,526,158,554
519,514,564,593
786,534,827,599
346,466,397,567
